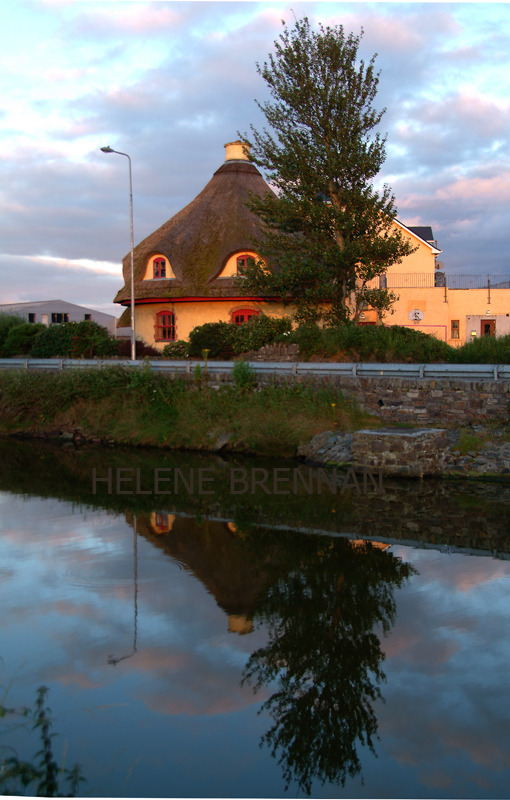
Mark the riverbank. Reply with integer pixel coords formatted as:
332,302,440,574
0,366,376,458
0,366,508,477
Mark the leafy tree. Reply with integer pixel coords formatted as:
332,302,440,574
239,17,415,323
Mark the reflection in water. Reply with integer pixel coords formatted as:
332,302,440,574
107,515,138,666
1,439,509,798
241,537,415,794
135,509,415,794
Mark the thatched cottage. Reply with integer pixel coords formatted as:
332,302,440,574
114,141,278,348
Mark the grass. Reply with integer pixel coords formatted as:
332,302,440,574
0,367,377,457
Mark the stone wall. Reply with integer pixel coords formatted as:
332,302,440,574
254,374,509,426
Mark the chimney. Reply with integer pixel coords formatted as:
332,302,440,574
224,140,250,162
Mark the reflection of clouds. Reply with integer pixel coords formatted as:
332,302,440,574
377,547,510,788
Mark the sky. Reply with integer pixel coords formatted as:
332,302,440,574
0,0,509,318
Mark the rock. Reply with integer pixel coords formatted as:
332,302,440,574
212,433,231,451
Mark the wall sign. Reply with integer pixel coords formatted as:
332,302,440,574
408,309,424,322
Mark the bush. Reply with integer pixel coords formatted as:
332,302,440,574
289,322,453,362
450,333,510,364
232,359,257,389
161,340,190,359
232,314,292,354
188,315,293,359
188,322,236,359
30,321,118,359
116,338,161,359
2,323,46,356
0,313,26,350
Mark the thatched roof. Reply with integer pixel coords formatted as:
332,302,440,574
114,150,275,305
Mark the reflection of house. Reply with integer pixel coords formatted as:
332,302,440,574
113,141,509,349
0,299,116,335
132,511,274,632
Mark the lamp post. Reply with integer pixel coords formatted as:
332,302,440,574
101,146,136,361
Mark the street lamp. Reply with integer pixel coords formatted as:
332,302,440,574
101,146,136,361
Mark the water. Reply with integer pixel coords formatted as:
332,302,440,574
0,440,509,798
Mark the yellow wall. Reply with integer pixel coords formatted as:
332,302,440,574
386,225,438,275
142,254,176,281
135,300,292,350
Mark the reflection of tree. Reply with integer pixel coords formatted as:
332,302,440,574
242,537,415,795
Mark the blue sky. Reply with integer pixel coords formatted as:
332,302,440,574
0,1,509,316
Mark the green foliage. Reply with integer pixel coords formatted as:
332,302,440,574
232,314,292,353
232,359,257,389
30,321,118,359
0,313,26,349
188,322,236,359
161,340,190,359
450,333,510,364
288,322,453,362
239,16,415,323
1,323,45,356
0,685,85,796
188,315,292,359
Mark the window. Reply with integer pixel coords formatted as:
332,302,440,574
51,313,69,324
153,258,167,279
155,311,175,341
231,308,260,325
28,313,36,323
236,254,255,275
451,320,459,339
84,314,92,321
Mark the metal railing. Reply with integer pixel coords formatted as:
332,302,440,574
0,358,508,381
381,273,510,290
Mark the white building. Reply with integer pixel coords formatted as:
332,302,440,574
0,300,117,335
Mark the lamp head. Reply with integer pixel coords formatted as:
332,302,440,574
100,146,114,153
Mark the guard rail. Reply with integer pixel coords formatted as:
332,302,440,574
0,358,508,381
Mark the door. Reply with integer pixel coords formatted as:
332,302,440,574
481,319,495,337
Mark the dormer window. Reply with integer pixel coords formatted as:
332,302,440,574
153,258,166,279
236,254,255,275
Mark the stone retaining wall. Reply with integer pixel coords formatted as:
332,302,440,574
252,374,509,425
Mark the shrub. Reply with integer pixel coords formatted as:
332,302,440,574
450,333,510,364
232,359,257,389
188,322,236,359
116,338,161,359
188,315,293,359
30,321,118,359
289,322,454,362
232,314,293,354
162,340,190,359
2,323,46,356
0,313,26,350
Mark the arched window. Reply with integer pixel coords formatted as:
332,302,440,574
153,257,167,279
231,308,260,325
236,254,256,275
155,310,175,341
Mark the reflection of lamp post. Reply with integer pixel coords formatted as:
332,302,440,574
100,146,136,361
107,515,138,666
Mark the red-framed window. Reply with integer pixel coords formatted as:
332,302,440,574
236,254,255,275
155,311,175,341
153,258,167,278
231,308,260,325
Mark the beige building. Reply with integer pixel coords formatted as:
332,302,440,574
114,142,509,350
